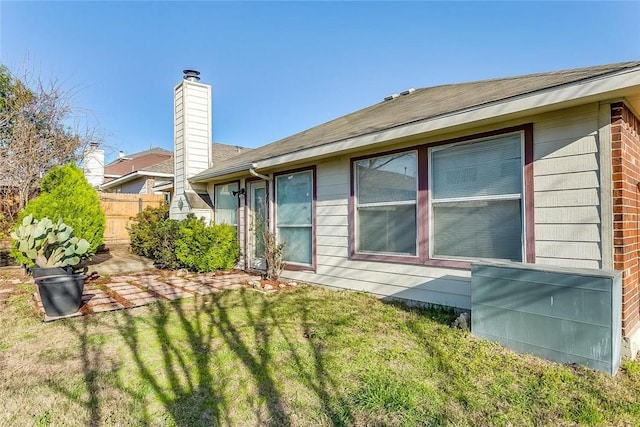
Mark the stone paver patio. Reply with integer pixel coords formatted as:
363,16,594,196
34,270,259,322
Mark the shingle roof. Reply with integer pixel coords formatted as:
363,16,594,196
192,61,640,180
142,158,174,174
104,143,251,179
105,148,172,176
212,143,250,164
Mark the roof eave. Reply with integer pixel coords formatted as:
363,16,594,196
100,171,174,189
253,66,640,170
189,163,257,183
153,183,174,191
190,65,640,181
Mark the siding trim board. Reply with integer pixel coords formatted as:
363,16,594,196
348,124,534,267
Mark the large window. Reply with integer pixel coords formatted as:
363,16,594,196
354,152,417,256
276,170,314,266
350,128,528,265
214,182,239,233
430,133,523,261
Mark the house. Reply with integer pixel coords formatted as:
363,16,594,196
100,147,174,195
84,143,246,198
171,63,640,358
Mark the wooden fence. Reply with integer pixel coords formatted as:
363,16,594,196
100,193,166,244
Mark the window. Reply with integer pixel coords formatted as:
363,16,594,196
275,170,314,266
214,182,238,233
350,127,531,266
354,151,418,255
430,133,523,261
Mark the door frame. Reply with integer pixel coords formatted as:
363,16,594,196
246,179,268,270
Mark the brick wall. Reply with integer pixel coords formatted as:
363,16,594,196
612,102,640,336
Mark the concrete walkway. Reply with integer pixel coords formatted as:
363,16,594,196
83,245,156,277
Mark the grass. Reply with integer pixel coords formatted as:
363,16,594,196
1,281,640,426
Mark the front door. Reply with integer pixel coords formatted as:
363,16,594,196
248,181,267,270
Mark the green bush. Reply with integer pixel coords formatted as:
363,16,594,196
12,163,105,265
128,208,238,272
175,215,240,272
128,203,180,269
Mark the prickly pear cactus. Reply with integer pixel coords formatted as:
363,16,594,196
10,214,91,268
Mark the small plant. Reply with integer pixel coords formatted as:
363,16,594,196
10,214,91,268
262,227,286,281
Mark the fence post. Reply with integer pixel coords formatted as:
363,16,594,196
138,198,143,213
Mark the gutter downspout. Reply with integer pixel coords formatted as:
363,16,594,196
249,165,271,181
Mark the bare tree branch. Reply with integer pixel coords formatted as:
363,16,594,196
0,65,102,233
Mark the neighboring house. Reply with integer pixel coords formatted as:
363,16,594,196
101,148,174,196
85,143,246,198
172,63,640,357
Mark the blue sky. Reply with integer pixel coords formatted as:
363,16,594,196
2,1,639,163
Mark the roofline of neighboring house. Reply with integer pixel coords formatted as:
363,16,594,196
100,171,174,190
152,182,174,192
190,64,640,183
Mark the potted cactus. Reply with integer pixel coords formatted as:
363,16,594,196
11,214,91,317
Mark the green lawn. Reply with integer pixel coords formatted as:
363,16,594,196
1,281,640,426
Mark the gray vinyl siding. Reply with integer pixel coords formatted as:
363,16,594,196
282,158,473,310
533,104,602,269
280,103,605,310
117,178,147,194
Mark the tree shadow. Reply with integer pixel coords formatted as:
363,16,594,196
45,317,114,427
57,287,353,425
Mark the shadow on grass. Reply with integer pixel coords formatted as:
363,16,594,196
59,287,354,426
45,318,110,427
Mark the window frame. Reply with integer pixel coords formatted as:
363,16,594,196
352,149,421,260
213,180,240,234
274,166,316,271
349,124,534,268
428,131,525,263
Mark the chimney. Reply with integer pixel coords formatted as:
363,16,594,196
170,69,212,220
183,69,201,82
83,142,104,188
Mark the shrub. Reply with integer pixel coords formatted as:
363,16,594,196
175,215,240,272
128,203,180,269
129,208,240,273
12,163,105,265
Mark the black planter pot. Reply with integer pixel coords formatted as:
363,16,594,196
31,267,71,279
33,269,86,317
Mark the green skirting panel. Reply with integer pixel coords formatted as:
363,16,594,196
471,261,622,375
